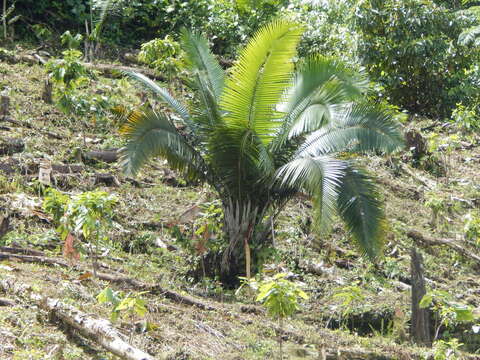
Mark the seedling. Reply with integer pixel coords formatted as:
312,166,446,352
243,273,308,360
43,189,117,277
97,286,150,341
420,290,477,341
464,211,480,247
425,192,447,228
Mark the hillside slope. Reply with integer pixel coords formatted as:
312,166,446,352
0,59,479,359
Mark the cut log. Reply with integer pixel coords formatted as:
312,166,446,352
94,173,120,187
42,78,53,104
407,230,480,264
405,129,428,161
0,278,158,360
0,95,9,117
83,149,119,163
83,63,164,81
0,214,10,238
410,248,431,346
0,298,15,306
0,138,24,155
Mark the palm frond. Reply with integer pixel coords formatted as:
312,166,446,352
220,19,304,144
275,156,346,231
92,0,118,35
191,72,223,133
181,29,225,100
273,56,369,149
123,71,192,126
119,109,208,180
337,163,385,260
297,103,404,157
209,126,273,202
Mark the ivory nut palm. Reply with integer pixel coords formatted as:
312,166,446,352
119,20,404,286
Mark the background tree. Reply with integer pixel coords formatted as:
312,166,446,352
120,20,404,286
357,0,480,118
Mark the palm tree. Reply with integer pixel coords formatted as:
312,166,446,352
120,20,404,285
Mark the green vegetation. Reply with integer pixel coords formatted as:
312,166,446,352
120,20,403,285
1,0,480,358
43,189,117,276
246,273,308,360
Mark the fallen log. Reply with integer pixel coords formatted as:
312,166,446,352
0,252,70,268
97,272,216,311
83,149,119,163
2,117,62,140
84,63,164,81
0,50,163,82
0,250,215,311
0,297,15,306
399,163,435,189
0,246,44,256
0,278,157,360
0,137,24,155
407,230,480,264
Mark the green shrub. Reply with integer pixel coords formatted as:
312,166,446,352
137,36,184,77
287,0,360,62
451,103,480,132
357,0,480,118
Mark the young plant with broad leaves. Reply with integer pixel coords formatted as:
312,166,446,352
119,20,404,286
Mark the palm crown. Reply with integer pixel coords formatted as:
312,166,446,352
120,20,404,284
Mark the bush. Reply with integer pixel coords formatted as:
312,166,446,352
286,0,360,62
357,0,480,118
137,36,184,77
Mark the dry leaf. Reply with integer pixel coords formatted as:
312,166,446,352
63,233,80,262
78,272,93,281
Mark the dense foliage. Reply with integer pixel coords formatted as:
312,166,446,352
15,0,286,57
357,0,480,118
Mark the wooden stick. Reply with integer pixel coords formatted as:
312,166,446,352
407,230,480,263
0,279,158,360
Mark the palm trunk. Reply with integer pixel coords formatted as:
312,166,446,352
219,199,273,286
220,200,256,285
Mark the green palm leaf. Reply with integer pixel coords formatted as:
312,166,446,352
273,56,369,149
297,103,405,156
181,29,225,100
120,109,207,180
337,163,385,259
220,20,304,144
123,71,192,126
275,156,346,231
209,126,273,201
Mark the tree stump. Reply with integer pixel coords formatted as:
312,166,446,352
410,247,431,346
0,95,9,118
42,79,53,104
405,129,428,162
